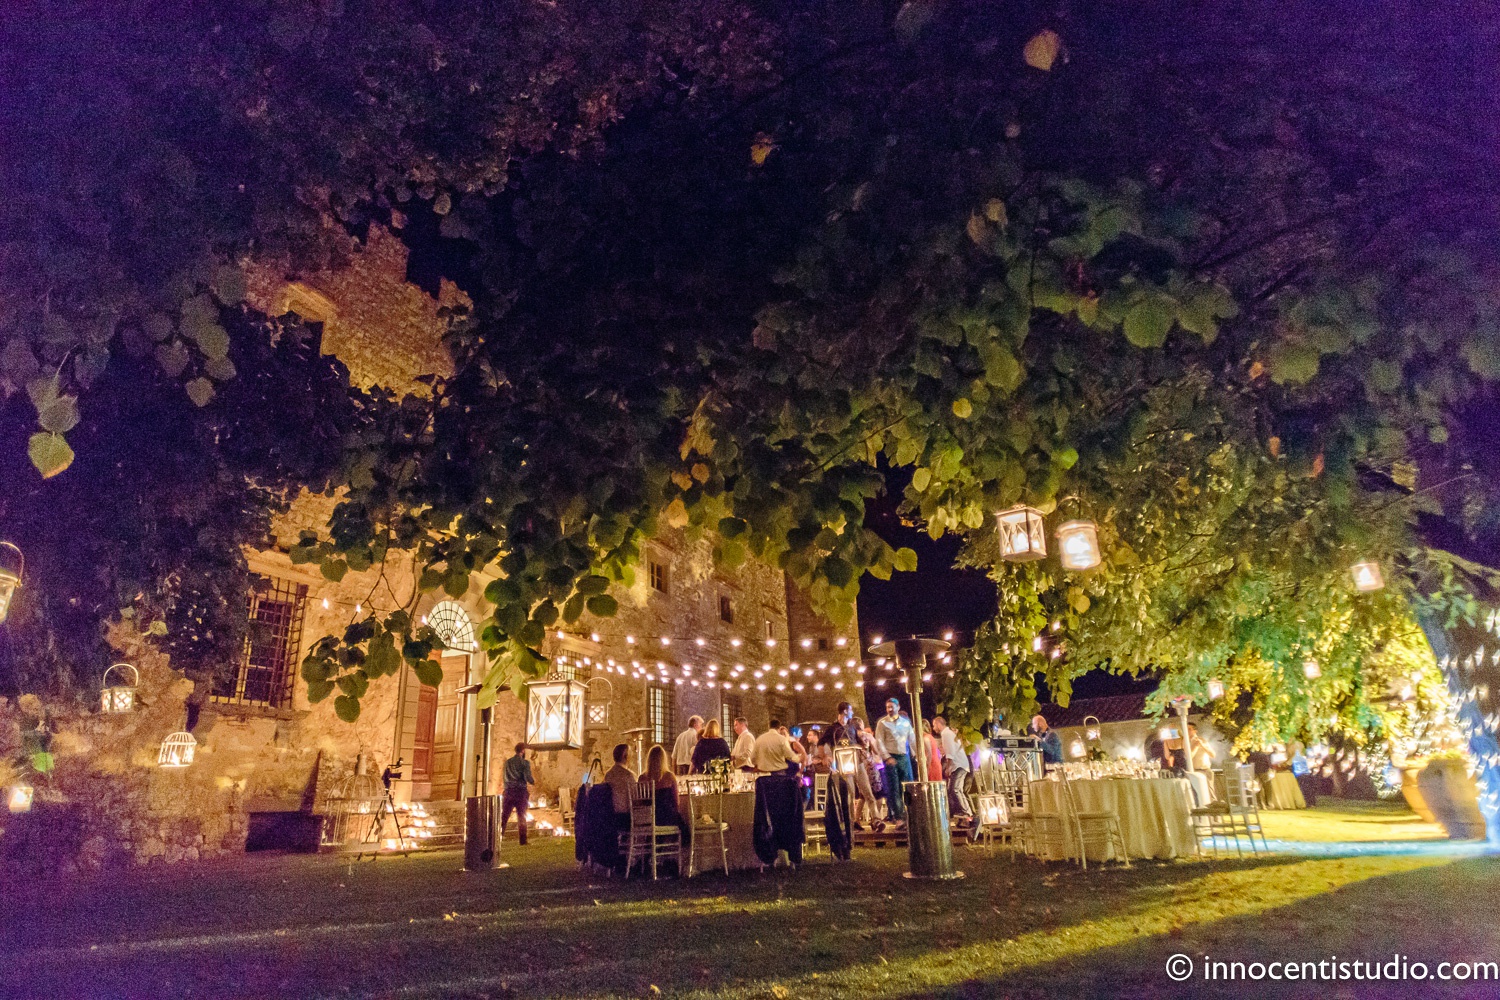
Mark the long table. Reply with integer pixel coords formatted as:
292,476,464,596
1027,776,1197,862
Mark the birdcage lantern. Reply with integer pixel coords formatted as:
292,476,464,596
585,676,613,731
1303,659,1322,680
1083,714,1101,742
158,731,198,767
100,663,139,714
524,674,587,750
7,784,34,814
1206,677,1226,701
834,745,861,775
997,505,1047,562
0,541,23,625
1350,560,1385,593
1055,520,1102,571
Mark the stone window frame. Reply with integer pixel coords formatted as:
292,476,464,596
648,682,676,748
718,591,734,624
648,558,670,594
212,575,308,710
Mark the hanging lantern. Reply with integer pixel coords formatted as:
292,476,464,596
523,675,587,751
1083,714,1101,742
0,541,23,625
584,677,613,730
1055,520,1102,571
100,663,140,714
996,505,1047,562
1069,738,1086,759
975,792,1008,828
158,731,198,767
7,785,34,814
1350,561,1385,593
1206,678,1226,701
834,745,861,775
1302,659,1321,680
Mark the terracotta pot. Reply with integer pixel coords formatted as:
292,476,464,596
1399,764,1436,823
1416,758,1487,840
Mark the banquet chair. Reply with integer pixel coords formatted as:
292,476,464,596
687,788,731,877
1005,776,1068,861
973,792,1012,853
804,773,830,855
1192,764,1267,858
1061,774,1131,870
622,780,682,880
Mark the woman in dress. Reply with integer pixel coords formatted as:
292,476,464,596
690,718,733,773
644,744,692,859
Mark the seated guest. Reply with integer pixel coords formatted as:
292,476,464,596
691,718,733,773
603,742,636,825
731,716,757,770
754,719,802,775
643,744,691,849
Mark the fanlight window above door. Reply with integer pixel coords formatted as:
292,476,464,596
428,601,477,652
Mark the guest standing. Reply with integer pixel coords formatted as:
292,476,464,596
671,715,704,775
874,698,916,825
691,718,733,773
1030,714,1063,765
933,716,973,821
753,719,802,775
730,716,757,770
500,742,534,846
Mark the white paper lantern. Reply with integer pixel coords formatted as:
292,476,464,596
524,675,587,750
1055,520,1102,571
1350,561,1385,593
997,505,1047,562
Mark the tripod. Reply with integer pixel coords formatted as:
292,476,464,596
356,759,414,860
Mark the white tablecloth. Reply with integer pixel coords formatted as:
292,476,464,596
1027,777,1196,861
679,790,759,871
1260,771,1307,810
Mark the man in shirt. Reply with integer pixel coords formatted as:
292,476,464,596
730,716,757,770
932,715,973,821
671,715,704,775
602,742,637,826
500,742,535,846
1031,714,1063,764
752,718,801,774
873,697,916,824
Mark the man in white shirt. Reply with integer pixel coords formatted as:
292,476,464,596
671,715,703,775
752,718,800,774
730,716,757,770
932,715,973,820
602,742,637,825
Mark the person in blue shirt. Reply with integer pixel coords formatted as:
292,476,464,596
1030,714,1063,764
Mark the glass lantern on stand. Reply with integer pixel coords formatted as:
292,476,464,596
524,674,588,751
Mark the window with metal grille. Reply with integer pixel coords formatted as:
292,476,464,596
719,593,734,623
648,683,675,748
648,559,669,594
721,694,742,735
214,577,307,708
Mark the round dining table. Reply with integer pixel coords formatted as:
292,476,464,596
1259,771,1308,810
677,789,760,871
1027,776,1197,862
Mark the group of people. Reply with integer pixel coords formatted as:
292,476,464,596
659,698,980,831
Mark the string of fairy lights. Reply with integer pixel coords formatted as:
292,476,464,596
545,628,968,693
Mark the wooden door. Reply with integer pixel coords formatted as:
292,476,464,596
429,653,469,800
411,683,437,801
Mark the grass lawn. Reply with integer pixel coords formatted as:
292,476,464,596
1258,797,1449,843
5,823,1498,1000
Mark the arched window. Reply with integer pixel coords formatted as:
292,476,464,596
428,601,476,652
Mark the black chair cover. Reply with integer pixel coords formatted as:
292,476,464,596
753,773,806,866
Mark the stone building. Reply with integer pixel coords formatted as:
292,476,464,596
0,227,857,871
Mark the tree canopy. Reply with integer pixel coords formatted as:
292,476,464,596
4,0,1499,776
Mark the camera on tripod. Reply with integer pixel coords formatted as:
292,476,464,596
381,757,404,789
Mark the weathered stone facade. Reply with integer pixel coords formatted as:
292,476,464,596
0,225,857,872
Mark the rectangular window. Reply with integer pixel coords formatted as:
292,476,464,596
818,637,829,650
721,694,742,736
648,683,676,747
648,559,669,594
719,593,734,624
214,577,308,708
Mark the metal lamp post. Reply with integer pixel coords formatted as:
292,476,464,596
868,636,962,880
458,682,503,870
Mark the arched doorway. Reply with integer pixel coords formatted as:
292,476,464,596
411,601,477,801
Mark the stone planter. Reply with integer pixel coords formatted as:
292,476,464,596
1416,758,1486,840
1399,764,1436,823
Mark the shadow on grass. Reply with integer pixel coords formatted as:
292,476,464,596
2,842,1488,1000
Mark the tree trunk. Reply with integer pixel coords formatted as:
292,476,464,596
1414,609,1500,846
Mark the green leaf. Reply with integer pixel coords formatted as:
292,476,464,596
585,594,619,617
319,557,348,582
893,547,919,573
190,322,230,360
1122,297,1174,348
366,631,401,676
413,659,444,687
1266,342,1321,385
576,574,610,596
30,751,55,774
952,397,973,419
911,467,932,492
147,619,168,637
1023,29,1062,71
213,264,247,305
443,568,469,598
334,695,361,723
37,394,79,434
185,377,216,407
307,679,335,703
28,431,74,478
155,341,190,378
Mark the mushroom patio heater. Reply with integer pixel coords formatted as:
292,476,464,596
523,674,587,751
0,541,22,624
868,635,962,880
996,505,1047,562
1055,520,1102,571
100,663,139,714
458,681,502,870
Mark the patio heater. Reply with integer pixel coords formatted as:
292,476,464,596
868,636,963,880
458,682,502,870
